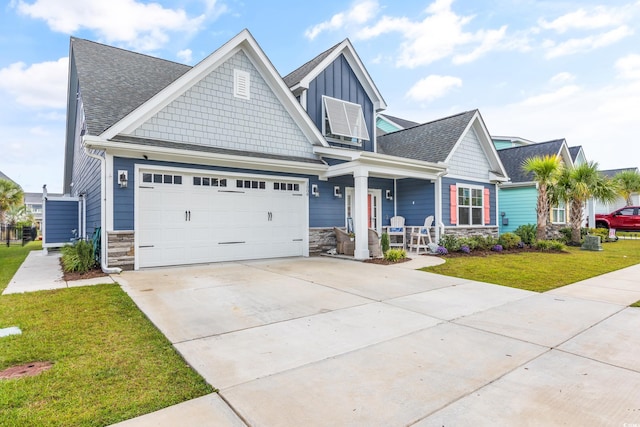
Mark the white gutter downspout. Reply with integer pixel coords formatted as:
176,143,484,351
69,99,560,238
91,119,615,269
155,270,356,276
83,143,122,274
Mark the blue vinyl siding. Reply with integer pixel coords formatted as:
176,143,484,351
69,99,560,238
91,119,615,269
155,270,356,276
396,179,435,227
307,55,374,152
442,177,496,227
44,200,79,244
498,186,538,234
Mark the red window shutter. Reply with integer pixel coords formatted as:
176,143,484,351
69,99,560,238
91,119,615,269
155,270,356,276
450,185,457,224
484,188,491,224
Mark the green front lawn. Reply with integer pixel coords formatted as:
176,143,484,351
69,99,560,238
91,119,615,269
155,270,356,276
0,242,213,426
423,239,640,293
0,241,42,293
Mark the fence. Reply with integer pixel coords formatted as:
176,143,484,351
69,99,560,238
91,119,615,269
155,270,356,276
1,225,38,247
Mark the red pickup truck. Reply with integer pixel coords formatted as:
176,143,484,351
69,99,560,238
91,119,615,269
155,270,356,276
595,206,640,231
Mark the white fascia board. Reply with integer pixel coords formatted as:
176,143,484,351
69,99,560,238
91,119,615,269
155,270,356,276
298,40,387,111
500,181,536,188
101,29,328,148
557,141,574,167
313,146,447,173
84,136,328,176
321,152,445,180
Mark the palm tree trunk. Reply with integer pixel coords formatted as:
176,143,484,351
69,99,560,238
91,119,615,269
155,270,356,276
570,200,583,245
537,184,548,241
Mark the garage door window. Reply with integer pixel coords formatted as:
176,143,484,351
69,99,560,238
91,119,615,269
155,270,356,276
142,173,182,184
274,182,300,192
236,180,266,190
193,176,227,187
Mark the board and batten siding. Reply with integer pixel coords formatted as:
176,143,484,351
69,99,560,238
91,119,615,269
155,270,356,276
447,127,491,180
132,50,316,161
498,186,538,234
306,54,375,152
442,177,496,227
396,179,436,227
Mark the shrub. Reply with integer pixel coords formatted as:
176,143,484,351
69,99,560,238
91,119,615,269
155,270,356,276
491,244,503,252
559,227,573,244
384,248,406,262
457,237,479,251
534,240,566,252
459,244,471,254
61,240,96,273
498,232,521,249
514,224,537,245
588,227,612,242
381,233,390,254
471,235,498,251
436,246,449,255
438,234,459,252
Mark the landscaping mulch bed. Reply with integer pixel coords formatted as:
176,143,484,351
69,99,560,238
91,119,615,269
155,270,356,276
59,259,108,281
364,257,413,265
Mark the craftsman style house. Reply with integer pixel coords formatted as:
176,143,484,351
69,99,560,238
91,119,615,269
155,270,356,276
57,29,508,270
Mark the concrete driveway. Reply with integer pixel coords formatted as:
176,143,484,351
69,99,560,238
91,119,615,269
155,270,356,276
116,257,640,426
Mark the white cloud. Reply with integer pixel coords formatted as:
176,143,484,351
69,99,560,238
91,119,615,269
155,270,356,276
538,6,626,33
406,75,462,102
543,25,634,59
550,72,575,85
519,85,581,107
355,0,523,68
0,57,68,109
15,0,212,51
177,48,193,64
304,0,379,40
616,54,640,80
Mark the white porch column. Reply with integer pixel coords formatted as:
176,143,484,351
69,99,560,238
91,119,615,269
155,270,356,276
354,168,370,260
587,198,595,228
434,175,443,243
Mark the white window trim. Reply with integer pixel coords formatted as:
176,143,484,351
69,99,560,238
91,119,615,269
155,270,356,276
457,183,484,227
321,95,369,146
551,203,566,224
233,69,250,100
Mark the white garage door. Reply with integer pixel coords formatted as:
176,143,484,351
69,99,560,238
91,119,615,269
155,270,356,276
137,169,307,268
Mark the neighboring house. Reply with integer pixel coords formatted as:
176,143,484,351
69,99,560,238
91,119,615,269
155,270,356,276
569,146,587,166
492,136,536,150
376,114,419,135
496,139,574,234
24,193,43,229
57,29,508,271
595,168,640,214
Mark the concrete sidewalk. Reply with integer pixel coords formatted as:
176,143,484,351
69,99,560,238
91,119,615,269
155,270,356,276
2,250,115,295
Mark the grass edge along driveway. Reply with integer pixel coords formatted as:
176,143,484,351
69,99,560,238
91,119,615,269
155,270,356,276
1,244,213,427
423,239,640,293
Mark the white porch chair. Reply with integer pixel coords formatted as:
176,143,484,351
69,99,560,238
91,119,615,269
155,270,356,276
408,215,434,254
384,216,406,249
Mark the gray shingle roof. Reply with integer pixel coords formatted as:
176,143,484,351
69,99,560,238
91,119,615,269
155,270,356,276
376,110,477,163
72,38,191,135
283,41,342,88
568,146,582,162
497,139,565,183
600,167,639,178
379,114,419,130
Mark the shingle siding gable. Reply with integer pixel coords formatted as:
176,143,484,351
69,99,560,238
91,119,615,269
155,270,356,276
447,126,491,180
131,50,316,160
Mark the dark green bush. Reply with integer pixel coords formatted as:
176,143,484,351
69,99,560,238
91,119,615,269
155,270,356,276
457,237,479,251
61,240,96,273
471,235,498,251
381,233,390,254
498,232,522,249
534,240,566,252
384,248,406,262
438,234,460,252
514,224,537,245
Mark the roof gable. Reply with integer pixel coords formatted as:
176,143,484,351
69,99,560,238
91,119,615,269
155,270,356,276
497,139,572,183
96,29,326,147
283,39,386,111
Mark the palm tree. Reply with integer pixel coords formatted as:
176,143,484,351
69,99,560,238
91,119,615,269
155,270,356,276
522,155,562,241
0,179,23,223
554,162,619,245
613,169,640,206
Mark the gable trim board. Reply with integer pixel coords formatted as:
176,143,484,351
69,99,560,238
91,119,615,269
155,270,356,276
101,29,328,149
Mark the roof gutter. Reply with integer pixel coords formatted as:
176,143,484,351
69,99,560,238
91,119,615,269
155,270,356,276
82,140,122,275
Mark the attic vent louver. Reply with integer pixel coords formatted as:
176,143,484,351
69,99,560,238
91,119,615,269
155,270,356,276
234,69,250,100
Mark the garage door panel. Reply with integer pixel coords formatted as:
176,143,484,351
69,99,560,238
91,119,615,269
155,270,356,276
138,171,307,268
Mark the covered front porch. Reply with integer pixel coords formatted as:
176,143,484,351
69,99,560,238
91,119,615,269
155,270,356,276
312,147,447,259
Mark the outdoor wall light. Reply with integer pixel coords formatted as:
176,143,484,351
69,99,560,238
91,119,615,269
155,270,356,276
118,170,128,188
385,189,393,200
334,186,342,198
311,184,320,197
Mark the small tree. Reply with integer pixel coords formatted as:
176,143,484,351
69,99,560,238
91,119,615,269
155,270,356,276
613,169,640,206
554,162,619,245
522,155,562,241
0,179,23,223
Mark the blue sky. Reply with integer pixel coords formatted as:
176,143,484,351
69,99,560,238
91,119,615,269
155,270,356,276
1,0,639,193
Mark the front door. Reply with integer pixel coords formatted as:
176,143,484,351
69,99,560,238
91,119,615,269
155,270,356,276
345,188,381,234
